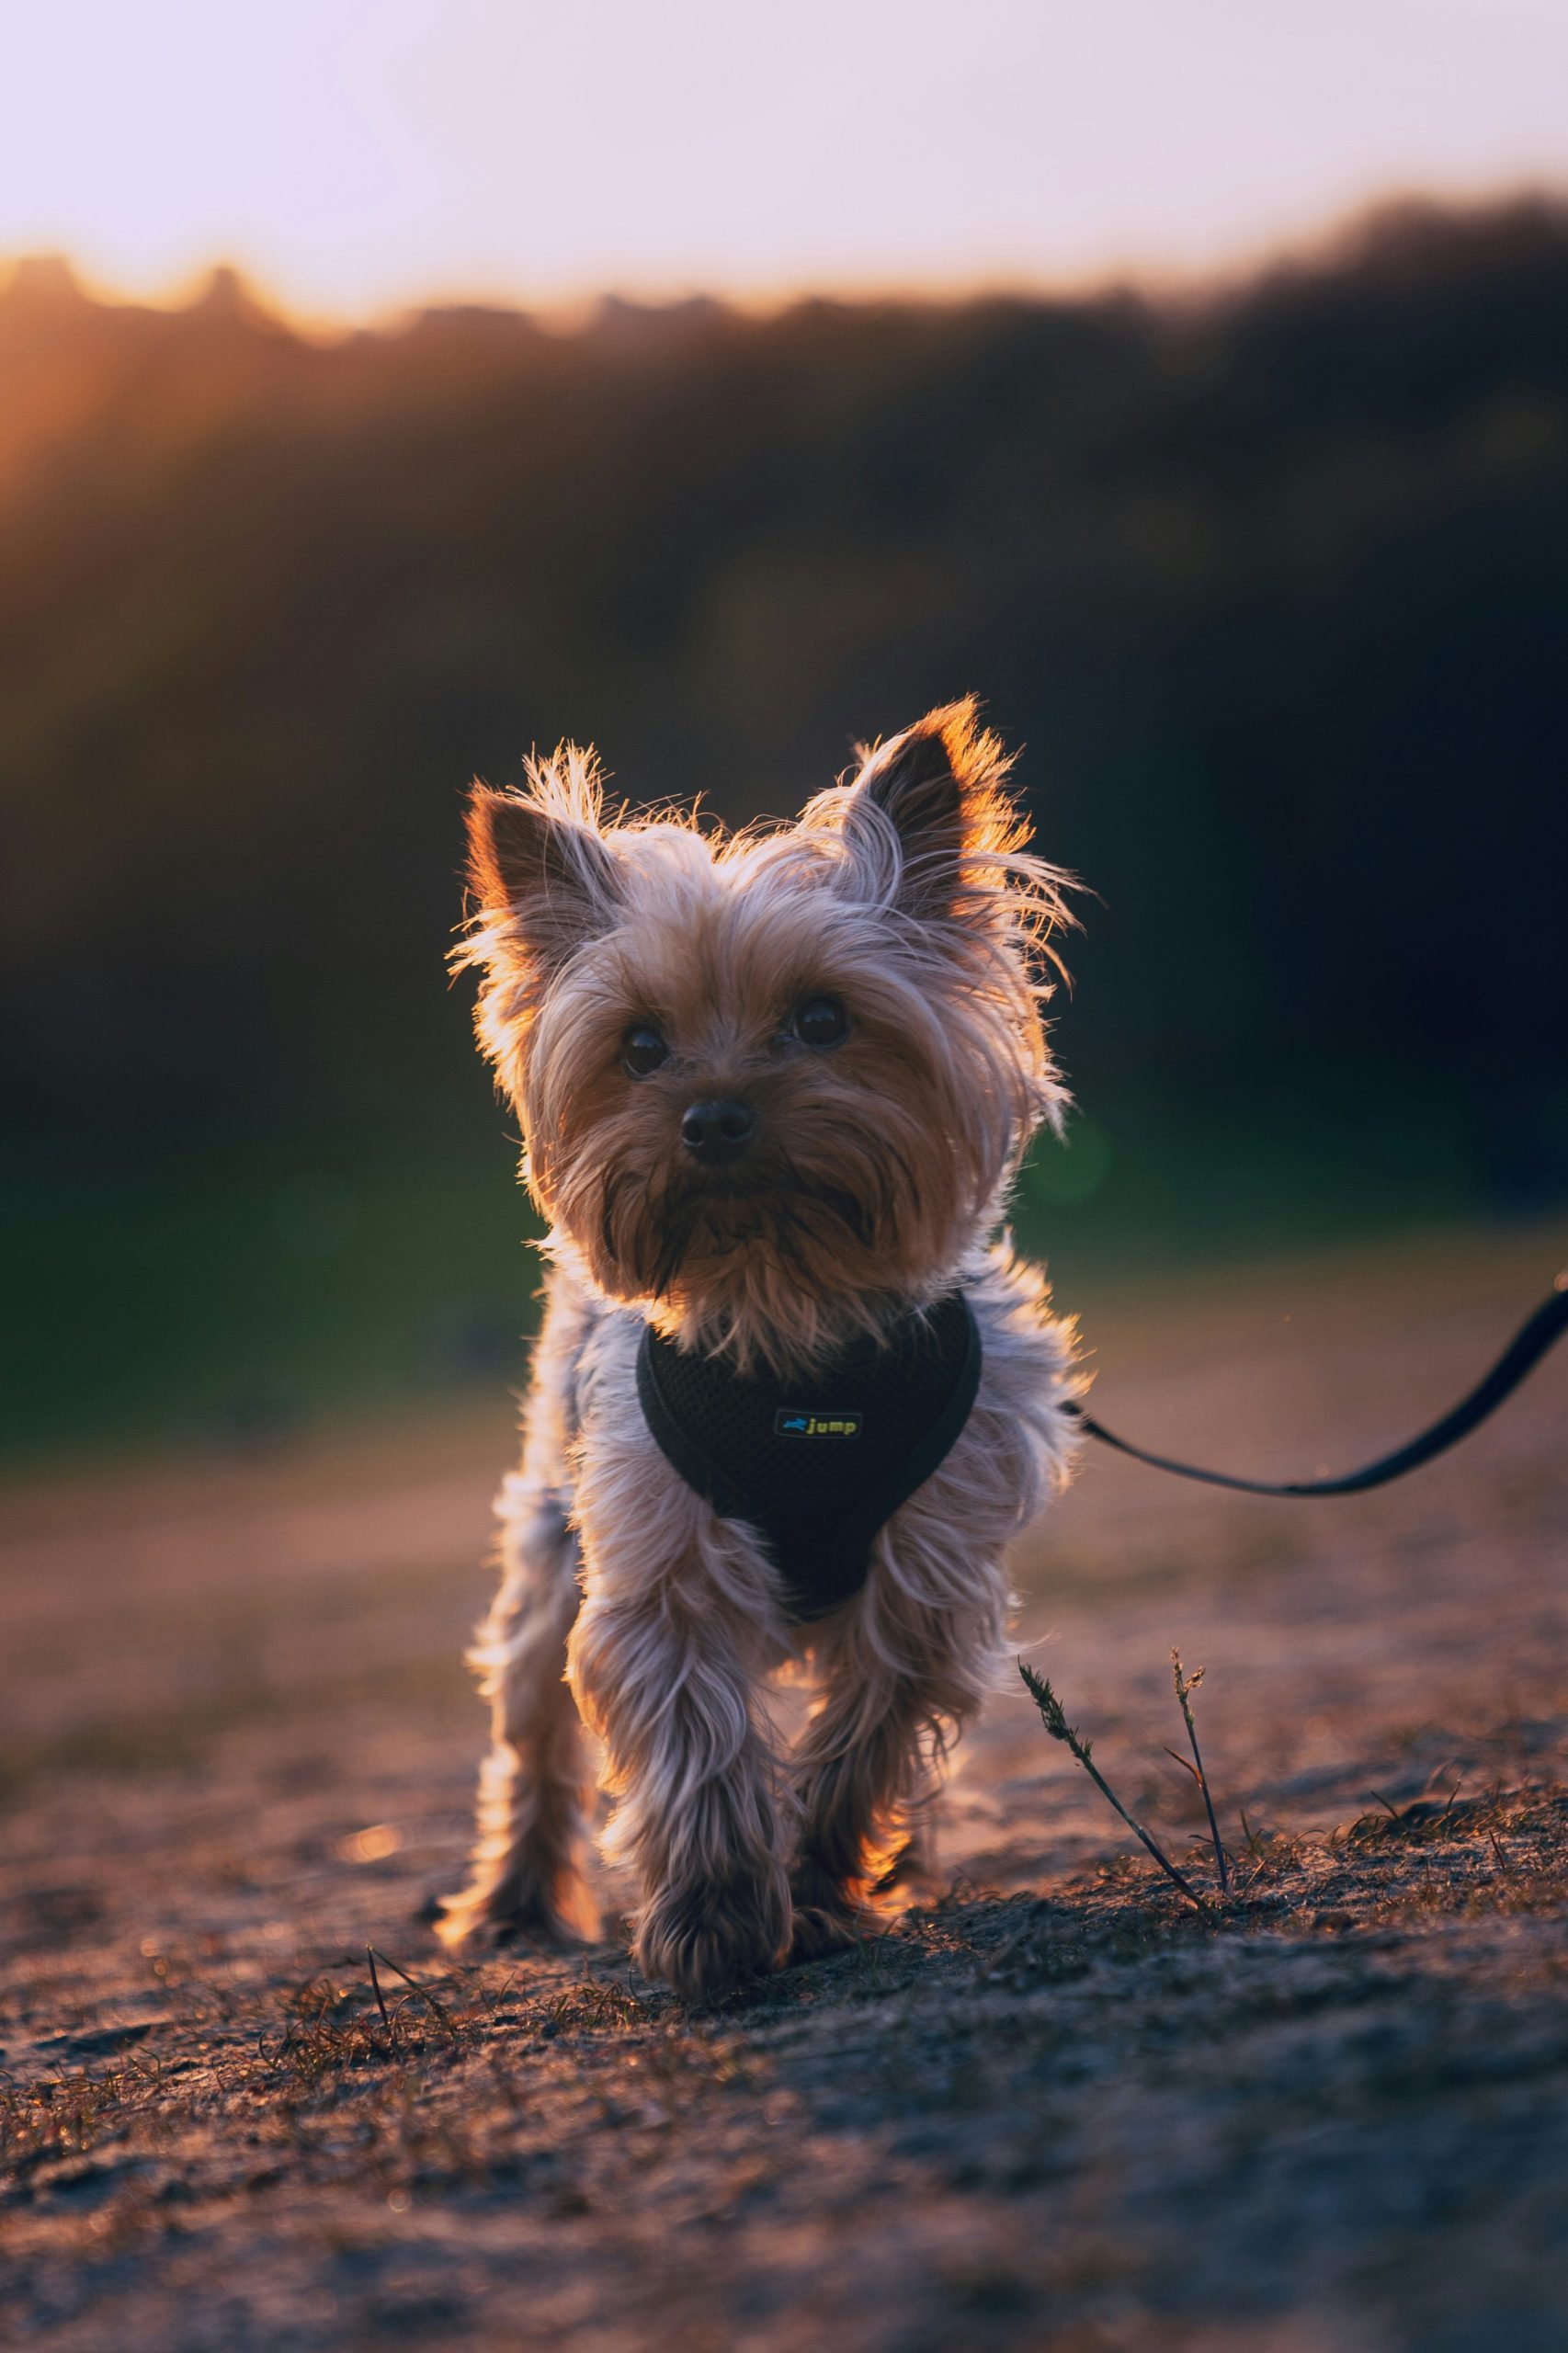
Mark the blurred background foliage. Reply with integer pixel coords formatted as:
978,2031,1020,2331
3,197,1565,1461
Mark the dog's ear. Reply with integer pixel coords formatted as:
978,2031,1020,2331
465,766,619,981
841,698,1022,919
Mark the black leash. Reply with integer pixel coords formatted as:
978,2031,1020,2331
1068,1271,1568,1497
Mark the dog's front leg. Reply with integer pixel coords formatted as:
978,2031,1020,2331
435,1472,598,1949
569,1559,792,2000
790,1663,934,1960
790,1553,1006,1959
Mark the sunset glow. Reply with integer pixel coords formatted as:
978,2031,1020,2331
6,0,1568,318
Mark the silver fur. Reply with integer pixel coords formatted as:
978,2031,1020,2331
437,699,1083,1996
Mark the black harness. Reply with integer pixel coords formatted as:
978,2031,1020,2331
636,1291,982,1620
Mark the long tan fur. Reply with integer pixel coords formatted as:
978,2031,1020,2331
437,699,1083,1996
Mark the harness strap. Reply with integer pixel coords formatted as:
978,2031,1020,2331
1069,1272,1568,1496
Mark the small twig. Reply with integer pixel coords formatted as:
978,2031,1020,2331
1018,1662,1209,1911
1172,1652,1229,1894
368,1947,457,2037
485,1968,521,2019
366,1945,391,2031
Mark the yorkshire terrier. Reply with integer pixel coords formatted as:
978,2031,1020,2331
436,699,1082,1996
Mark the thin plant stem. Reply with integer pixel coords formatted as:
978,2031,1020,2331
1171,1651,1229,1894
366,1945,391,2031
368,1946,457,2037
1018,1662,1209,1911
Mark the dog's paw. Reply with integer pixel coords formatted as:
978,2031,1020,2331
429,1876,597,1954
871,1827,940,1900
787,1904,862,1965
787,1857,885,1963
634,1875,790,2001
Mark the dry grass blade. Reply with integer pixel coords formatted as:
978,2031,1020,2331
1172,1650,1229,1894
367,1947,458,2038
1018,1661,1209,1911
366,1945,391,2030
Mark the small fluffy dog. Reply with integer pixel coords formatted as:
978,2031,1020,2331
436,699,1082,1996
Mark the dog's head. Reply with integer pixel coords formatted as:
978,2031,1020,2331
458,699,1074,1369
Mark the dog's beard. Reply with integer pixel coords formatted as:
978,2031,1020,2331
545,1073,987,1372
593,1153,888,1303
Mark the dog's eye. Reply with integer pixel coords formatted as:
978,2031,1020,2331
622,1024,670,1077
791,995,848,1049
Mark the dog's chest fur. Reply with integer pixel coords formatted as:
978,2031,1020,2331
556,1242,1079,1628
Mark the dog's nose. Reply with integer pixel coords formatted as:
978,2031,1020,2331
680,1098,757,1166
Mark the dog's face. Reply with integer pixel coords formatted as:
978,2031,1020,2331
460,700,1071,1366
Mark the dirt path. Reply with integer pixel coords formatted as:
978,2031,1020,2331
4,1226,1566,2352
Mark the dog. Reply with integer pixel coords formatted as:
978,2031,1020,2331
435,699,1083,1997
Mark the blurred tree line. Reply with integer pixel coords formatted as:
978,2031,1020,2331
4,197,1566,1167
2,200,1566,1452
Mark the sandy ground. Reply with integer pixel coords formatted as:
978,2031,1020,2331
3,1224,1566,2352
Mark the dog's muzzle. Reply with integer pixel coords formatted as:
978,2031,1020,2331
680,1098,757,1168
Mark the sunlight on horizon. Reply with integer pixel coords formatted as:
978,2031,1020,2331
6,0,1568,321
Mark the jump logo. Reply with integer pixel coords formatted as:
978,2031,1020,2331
774,1409,863,1440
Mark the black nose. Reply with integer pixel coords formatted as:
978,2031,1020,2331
681,1098,757,1166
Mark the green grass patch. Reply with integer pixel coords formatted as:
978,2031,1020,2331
1,1088,1517,1468
2,1131,542,1465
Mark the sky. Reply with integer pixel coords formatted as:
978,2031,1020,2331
4,0,1567,320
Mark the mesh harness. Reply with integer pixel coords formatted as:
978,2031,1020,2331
635,1291,982,1621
